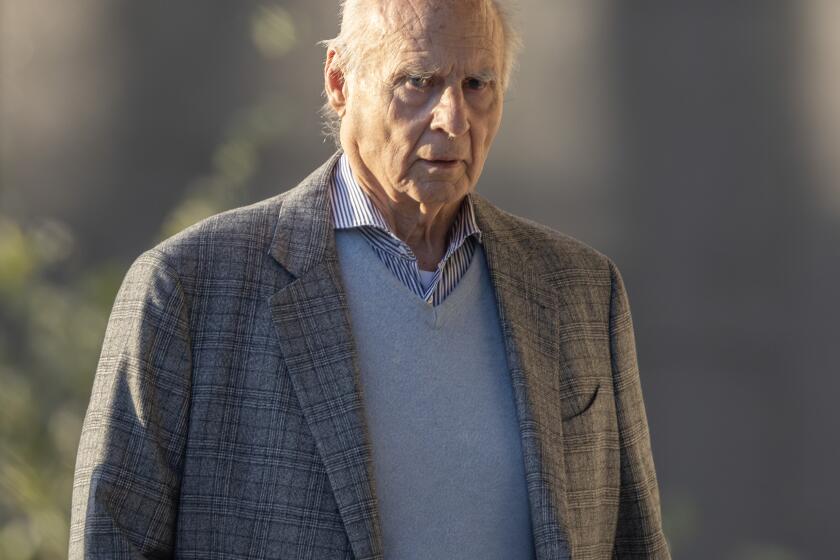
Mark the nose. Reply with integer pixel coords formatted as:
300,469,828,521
430,84,469,138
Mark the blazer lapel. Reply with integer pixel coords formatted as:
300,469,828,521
267,152,384,560
472,194,573,559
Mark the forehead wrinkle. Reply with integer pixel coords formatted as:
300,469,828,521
380,0,427,43
402,0,427,27
371,0,505,83
381,0,500,41
388,24,503,58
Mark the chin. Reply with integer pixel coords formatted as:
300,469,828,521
408,180,468,205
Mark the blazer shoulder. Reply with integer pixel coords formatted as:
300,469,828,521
481,200,614,279
137,192,290,282
142,152,340,279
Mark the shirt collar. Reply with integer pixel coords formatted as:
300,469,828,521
329,152,483,252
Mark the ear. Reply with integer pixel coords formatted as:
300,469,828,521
324,48,348,117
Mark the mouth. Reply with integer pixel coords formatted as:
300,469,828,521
419,158,463,168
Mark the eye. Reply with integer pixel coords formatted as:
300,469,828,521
406,75,433,89
465,77,489,91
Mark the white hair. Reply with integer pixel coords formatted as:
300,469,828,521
318,0,522,145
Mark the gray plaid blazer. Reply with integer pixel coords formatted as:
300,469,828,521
70,151,670,559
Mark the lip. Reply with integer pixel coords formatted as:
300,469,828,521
419,159,462,168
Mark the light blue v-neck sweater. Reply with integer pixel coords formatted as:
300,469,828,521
335,228,536,560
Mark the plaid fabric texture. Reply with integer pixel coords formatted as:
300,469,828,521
70,151,670,559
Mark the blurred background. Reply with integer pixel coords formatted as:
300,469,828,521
1,0,838,558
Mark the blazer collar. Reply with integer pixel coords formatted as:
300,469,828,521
269,150,343,277
268,152,572,559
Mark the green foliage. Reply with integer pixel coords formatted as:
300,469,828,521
159,94,292,240
0,217,116,559
660,490,700,556
251,5,298,59
0,6,297,558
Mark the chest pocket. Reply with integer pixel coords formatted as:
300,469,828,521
559,382,600,421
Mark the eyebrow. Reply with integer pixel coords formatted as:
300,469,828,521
469,69,498,83
390,63,498,83
394,62,441,79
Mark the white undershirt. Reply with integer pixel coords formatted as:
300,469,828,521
418,269,437,291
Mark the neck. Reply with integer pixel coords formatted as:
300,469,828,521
362,184,463,271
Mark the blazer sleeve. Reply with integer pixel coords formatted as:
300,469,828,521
69,249,192,559
607,260,672,559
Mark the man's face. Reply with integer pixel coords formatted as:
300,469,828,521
336,0,506,208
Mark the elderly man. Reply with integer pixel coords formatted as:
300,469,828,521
70,1,670,558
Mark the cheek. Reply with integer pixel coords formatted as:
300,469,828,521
392,90,441,126
477,107,503,152
396,106,426,136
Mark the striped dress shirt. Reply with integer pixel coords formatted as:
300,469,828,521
329,153,483,306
